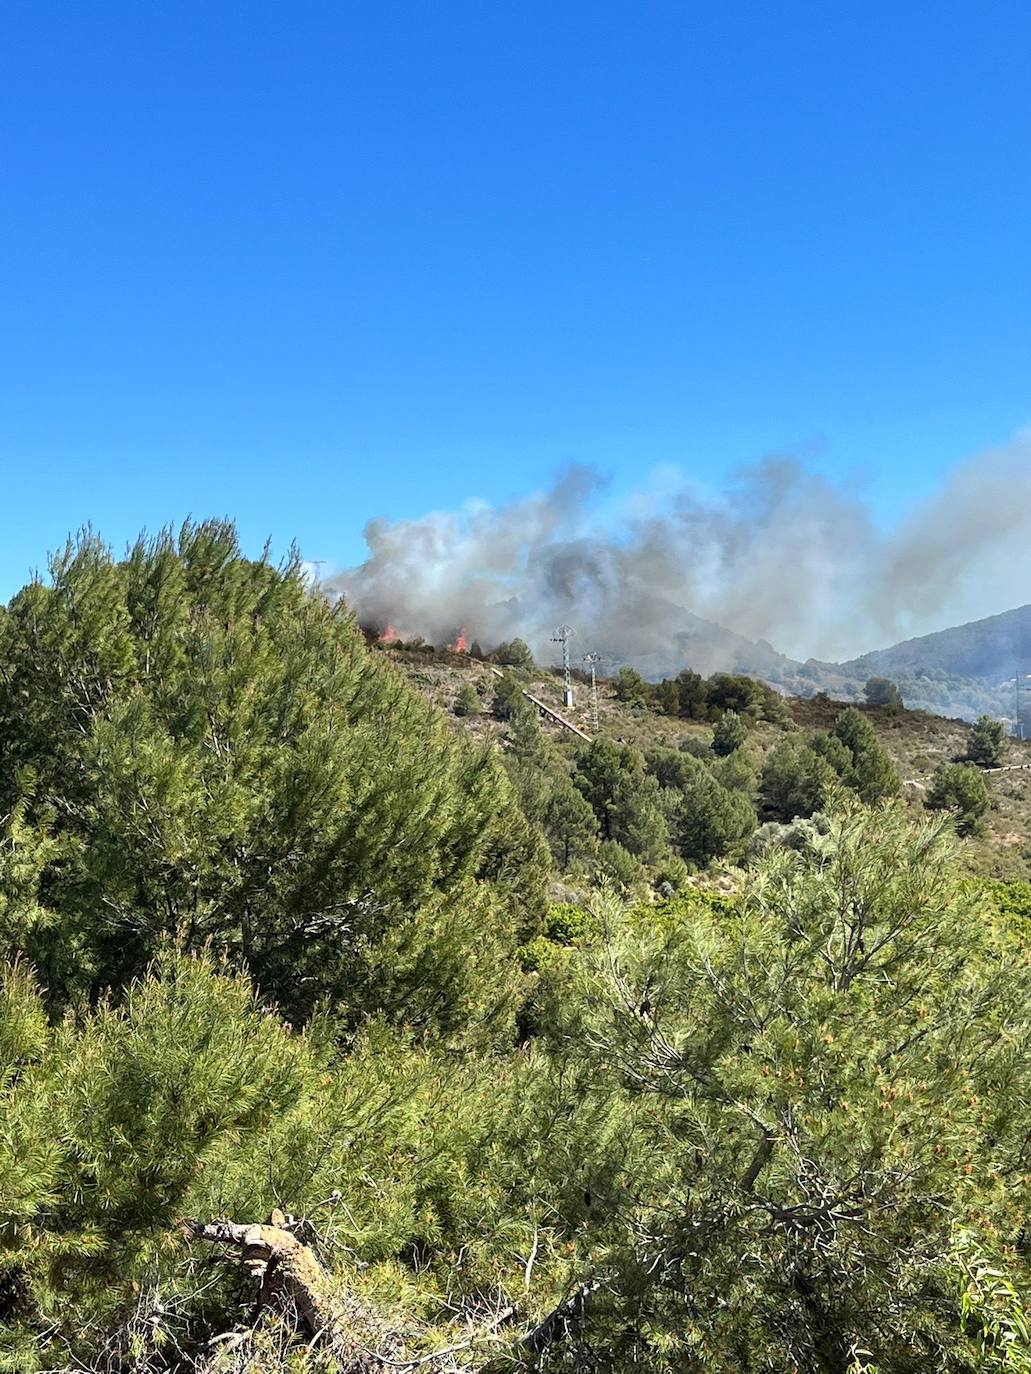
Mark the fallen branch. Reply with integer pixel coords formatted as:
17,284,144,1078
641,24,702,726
187,1210,600,1372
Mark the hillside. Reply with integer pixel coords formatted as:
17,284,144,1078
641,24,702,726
836,603,1031,681
530,602,1031,724
6,529,1031,1373
384,642,1031,879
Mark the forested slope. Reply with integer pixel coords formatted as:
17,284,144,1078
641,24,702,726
2,526,1031,1374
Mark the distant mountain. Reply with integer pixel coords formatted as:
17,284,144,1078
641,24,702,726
642,603,1031,725
833,604,1031,684
564,600,1031,724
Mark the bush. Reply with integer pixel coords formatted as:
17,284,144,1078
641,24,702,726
705,672,765,720
0,523,544,1030
453,682,481,716
711,709,749,756
613,666,650,707
829,706,901,803
574,740,668,861
596,840,648,892
541,901,599,945
493,637,534,668
570,802,1031,1369
492,672,528,720
758,737,837,821
965,714,1008,768
865,675,903,707
542,776,599,871
926,761,992,835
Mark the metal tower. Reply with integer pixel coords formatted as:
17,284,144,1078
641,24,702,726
552,625,575,708
583,652,601,733
1017,666,1030,740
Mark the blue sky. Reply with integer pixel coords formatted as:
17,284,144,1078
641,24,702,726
2,0,1030,610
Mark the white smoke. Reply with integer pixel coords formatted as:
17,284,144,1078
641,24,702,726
327,429,1031,670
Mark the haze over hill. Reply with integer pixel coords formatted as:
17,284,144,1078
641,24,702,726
834,603,1031,683
330,434,1031,720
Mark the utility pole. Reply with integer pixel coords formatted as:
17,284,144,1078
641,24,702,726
583,652,601,734
552,625,575,708
1018,666,1027,741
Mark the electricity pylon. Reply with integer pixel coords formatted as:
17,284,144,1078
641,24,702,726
552,625,575,708
582,652,601,734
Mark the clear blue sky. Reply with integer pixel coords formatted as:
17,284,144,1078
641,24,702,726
2,0,1030,599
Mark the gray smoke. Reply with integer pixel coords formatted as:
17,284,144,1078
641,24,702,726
327,429,1031,671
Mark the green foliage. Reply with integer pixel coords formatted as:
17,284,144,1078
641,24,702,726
666,765,756,867
541,901,599,945
453,682,481,716
705,672,766,720
492,637,534,669
829,706,902,803
987,878,1031,934
676,668,709,720
5,532,1031,1374
967,714,1009,768
645,748,755,867
0,524,542,1032
0,949,628,1370
865,675,903,707
566,803,1031,1370
612,666,649,707
710,746,757,797
542,775,599,871
711,708,749,756
596,840,648,892
491,671,527,721
927,761,992,835
758,736,838,821
758,712,899,823
574,740,668,861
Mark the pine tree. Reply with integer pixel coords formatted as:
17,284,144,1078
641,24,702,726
454,682,481,716
966,714,1008,768
711,709,749,756
570,802,1031,1370
758,736,837,821
573,740,668,861
613,667,649,707
543,777,600,870
829,706,902,803
491,672,527,720
926,761,992,835
0,523,542,1027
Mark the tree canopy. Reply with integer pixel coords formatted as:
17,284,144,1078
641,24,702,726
1,524,1031,1374
0,523,545,1029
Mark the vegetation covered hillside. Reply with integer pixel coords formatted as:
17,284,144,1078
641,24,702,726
3,527,1031,1374
385,642,1031,881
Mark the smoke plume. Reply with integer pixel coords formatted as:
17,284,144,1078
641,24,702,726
327,429,1031,673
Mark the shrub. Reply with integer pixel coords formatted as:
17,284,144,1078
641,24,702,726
829,706,901,803
865,675,903,707
493,637,534,668
453,682,481,716
711,709,749,756
758,737,837,821
613,666,650,707
926,761,992,835
965,714,1008,768
0,523,544,1030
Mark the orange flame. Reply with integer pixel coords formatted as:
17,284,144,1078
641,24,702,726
449,630,469,653
381,624,399,643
